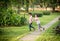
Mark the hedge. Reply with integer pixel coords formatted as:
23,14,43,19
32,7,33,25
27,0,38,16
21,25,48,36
30,12,43,17
43,11,51,15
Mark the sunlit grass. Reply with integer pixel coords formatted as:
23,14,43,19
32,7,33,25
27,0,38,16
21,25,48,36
36,21,60,41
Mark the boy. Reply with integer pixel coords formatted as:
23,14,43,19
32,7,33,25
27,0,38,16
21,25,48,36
34,14,44,31
29,13,35,31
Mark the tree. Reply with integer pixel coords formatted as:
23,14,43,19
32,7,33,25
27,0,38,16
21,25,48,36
50,0,57,11
26,0,29,13
11,0,21,14
29,0,35,11
0,0,10,11
47,0,59,12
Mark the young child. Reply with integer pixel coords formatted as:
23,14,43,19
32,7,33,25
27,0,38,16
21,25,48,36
29,13,35,31
34,14,44,31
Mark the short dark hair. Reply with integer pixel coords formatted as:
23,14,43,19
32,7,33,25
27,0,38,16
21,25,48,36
29,13,32,15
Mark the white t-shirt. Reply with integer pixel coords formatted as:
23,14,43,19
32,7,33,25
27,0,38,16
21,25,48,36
35,17,40,24
29,16,33,23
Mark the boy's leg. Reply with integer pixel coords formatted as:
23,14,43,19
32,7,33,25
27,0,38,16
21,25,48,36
39,24,45,30
29,23,31,31
38,24,42,31
31,23,35,30
38,24,40,30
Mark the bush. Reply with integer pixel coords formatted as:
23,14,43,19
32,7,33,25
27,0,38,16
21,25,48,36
0,9,14,26
43,11,51,15
10,14,21,26
0,9,27,26
20,17,27,25
31,12,43,17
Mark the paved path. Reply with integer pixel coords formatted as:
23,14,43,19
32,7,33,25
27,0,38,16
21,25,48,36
19,16,60,41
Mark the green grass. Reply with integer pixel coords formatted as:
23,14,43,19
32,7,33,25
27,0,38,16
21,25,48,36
0,12,59,41
36,21,60,41
0,26,29,41
40,14,58,25
33,13,59,26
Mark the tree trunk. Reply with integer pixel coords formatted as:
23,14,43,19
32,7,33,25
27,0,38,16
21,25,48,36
26,4,29,13
46,7,47,11
52,7,55,12
26,0,29,13
17,5,20,14
32,4,34,12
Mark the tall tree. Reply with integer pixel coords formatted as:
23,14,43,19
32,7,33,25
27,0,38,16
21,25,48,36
26,0,29,13
46,0,59,11
30,0,35,11
50,0,57,11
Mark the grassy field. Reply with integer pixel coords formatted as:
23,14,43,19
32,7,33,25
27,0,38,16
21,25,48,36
0,13,59,41
0,26,29,41
32,13,60,26
36,21,60,41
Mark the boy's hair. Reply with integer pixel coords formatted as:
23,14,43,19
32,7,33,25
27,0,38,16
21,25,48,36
29,13,32,15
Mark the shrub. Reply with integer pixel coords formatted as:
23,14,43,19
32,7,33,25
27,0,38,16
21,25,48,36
10,14,21,26
0,9,14,26
20,17,27,25
43,11,51,15
0,9,27,26
31,12,43,17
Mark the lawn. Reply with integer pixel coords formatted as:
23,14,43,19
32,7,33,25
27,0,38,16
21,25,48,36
0,26,29,41
0,12,59,41
36,21,60,41
32,12,60,26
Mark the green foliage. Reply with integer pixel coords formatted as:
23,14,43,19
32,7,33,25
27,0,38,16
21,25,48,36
0,9,13,26
0,9,27,26
31,12,43,17
10,14,21,26
25,0,29,12
20,17,27,25
43,11,51,15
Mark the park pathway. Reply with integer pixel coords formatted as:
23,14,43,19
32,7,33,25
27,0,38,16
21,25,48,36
19,16,60,41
